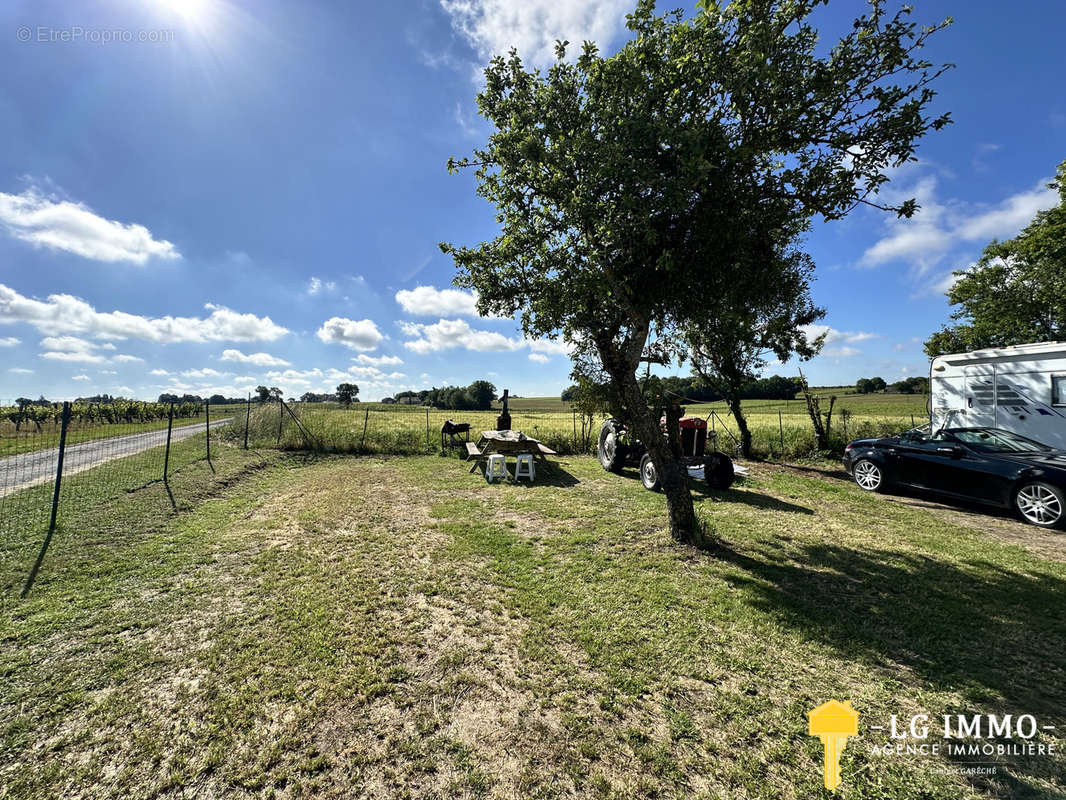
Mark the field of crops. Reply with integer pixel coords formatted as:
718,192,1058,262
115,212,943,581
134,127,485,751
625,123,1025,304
220,391,930,459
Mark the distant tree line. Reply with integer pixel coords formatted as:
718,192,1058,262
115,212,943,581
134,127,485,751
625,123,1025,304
157,393,246,405
854,376,928,394
562,374,803,404
390,381,497,411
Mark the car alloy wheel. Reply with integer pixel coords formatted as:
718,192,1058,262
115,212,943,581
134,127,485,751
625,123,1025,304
853,459,883,492
1015,482,1064,527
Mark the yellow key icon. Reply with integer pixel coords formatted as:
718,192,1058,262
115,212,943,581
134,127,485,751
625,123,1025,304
808,700,859,790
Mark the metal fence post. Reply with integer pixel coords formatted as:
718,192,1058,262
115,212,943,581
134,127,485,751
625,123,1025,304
244,394,250,450
778,409,784,450
360,407,369,452
572,409,577,453
425,407,430,451
276,397,284,446
163,402,174,483
205,400,211,462
22,401,71,597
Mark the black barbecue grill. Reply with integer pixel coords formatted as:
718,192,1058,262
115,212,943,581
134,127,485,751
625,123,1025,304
441,419,471,453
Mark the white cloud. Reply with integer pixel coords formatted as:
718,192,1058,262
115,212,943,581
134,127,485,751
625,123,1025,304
527,338,571,357
0,187,180,264
440,0,632,69
8,367,33,374
860,175,1058,274
800,325,878,346
956,183,1057,241
39,335,113,364
353,353,404,366
39,335,105,353
113,354,142,363
150,368,169,376
182,367,229,379
316,317,384,351
400,318,523,353
0,284,288,342
0,336,18,346
307,276,337,296
266,368,324,382
42,350,108,364
822,346,862,358
72,374,90,381
395,285,483,317
528,353,549,363
220,348,291,367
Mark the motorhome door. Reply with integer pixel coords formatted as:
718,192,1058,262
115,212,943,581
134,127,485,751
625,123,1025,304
964,365,997,427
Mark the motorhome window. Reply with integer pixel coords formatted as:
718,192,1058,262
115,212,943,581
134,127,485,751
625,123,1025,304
950,428,1053,453
1053,375,1066,406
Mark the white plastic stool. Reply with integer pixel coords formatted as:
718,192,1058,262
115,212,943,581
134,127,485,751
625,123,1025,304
514,453,535,482
485,453,509,483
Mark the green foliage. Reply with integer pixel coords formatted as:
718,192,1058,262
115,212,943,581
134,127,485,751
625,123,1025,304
889,376,929,394
442,0,950,537
335,383,359,407
925,160,1066,357
420,381,497,411
254,385,282,403
855,376,887,394
466,380,497,410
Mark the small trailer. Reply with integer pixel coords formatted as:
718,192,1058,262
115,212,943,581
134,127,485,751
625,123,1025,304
929,341,1066,449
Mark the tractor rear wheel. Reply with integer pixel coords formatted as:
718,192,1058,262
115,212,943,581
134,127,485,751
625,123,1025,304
597,419,625,472
704,453,735,490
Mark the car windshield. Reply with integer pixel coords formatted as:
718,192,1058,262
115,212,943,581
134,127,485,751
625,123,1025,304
949,429,1054,453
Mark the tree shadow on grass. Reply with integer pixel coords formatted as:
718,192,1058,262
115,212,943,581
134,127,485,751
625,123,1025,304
513,461,580,488
715,539,1066,717
611,467,814,514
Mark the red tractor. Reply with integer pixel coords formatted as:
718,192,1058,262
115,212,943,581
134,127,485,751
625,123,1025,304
597,414,735,491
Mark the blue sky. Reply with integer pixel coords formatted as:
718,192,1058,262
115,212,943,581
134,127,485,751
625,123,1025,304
0,0,1064,402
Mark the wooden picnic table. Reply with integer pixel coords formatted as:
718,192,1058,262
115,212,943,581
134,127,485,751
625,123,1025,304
465,430,557,473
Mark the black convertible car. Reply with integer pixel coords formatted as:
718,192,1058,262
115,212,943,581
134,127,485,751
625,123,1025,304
843,427,1066,528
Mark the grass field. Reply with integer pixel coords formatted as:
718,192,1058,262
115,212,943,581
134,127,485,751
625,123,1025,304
235,392,929,460
2,447,1063,798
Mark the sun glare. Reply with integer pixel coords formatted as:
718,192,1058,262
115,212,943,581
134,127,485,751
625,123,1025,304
152,0,215,25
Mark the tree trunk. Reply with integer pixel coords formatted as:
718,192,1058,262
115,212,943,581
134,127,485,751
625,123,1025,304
725,392,752,459
598,339,709,548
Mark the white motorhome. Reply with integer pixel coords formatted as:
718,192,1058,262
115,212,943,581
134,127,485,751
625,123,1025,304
929,341,1066,450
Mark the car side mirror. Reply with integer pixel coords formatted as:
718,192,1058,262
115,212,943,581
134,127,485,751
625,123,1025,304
936,445,963,458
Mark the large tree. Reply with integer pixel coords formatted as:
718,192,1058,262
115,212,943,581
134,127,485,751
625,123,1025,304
688,245,824,458
335,383,359,407
925,160,1066,357
443,0,951,545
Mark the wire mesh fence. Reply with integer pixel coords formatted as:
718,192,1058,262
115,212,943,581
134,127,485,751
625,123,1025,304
0,399,244,596
215,398,924,461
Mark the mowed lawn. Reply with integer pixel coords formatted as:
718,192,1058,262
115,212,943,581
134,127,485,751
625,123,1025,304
2,451,1065,799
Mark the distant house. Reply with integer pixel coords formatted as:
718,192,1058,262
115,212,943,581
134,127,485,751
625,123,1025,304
380,397,397,404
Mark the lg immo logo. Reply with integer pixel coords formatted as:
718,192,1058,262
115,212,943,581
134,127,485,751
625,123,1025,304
808,700,859,790
807,701,1059,790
